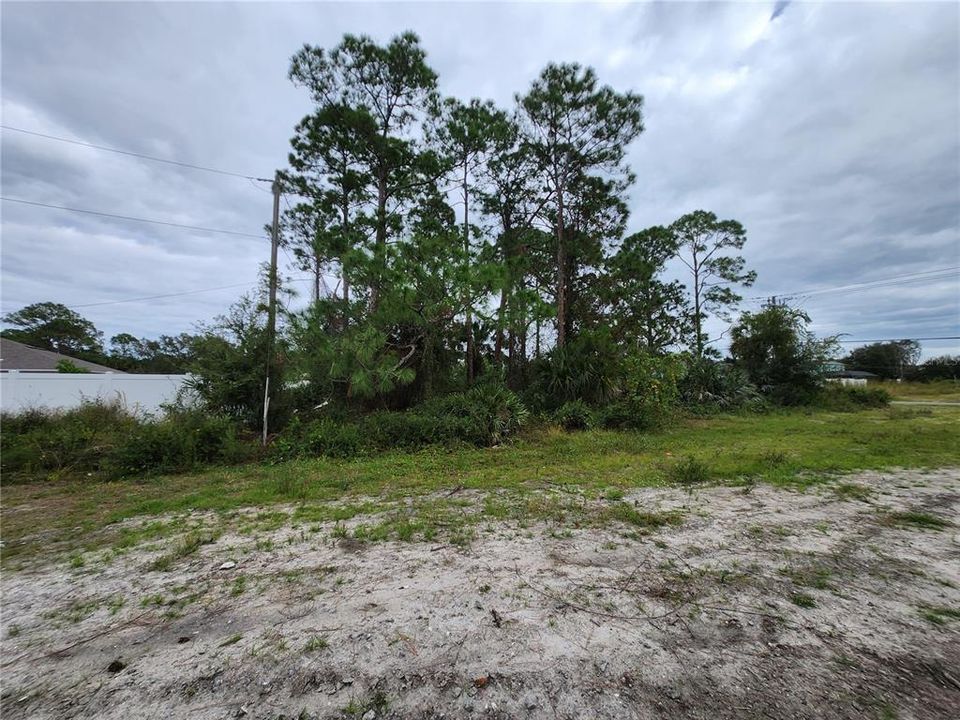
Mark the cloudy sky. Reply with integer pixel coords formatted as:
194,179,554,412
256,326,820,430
2,1,958,358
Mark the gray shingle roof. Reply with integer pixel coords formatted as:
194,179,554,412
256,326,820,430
0,338,124,373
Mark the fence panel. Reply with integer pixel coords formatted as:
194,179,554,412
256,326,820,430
0,372,192,415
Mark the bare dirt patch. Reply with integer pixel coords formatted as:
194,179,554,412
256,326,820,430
2,469,959,719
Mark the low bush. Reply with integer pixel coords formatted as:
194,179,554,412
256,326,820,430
273,384,530,460
1,401,254,481
554,400,593,431
815,385,890,411
418,383,528,447
604,352,684,430
104,410,254,477
1,400,138,478
679,357,764,412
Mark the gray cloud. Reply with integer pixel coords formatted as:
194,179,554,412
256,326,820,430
2,1,957,358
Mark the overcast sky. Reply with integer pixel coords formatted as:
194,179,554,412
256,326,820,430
2,1,958,358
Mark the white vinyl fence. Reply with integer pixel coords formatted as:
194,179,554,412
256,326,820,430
0,372,193,416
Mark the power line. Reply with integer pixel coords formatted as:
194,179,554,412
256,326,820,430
749,266,960,301
834,336,960,343
1,124,271,182
68,282,264,308
66,277,314,309
2,196,265,239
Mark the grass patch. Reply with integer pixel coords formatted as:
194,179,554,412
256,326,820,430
782,564,833,590
3,406,957,564
918,606,960,625
219,633,243,647
790,592,817,608
148,531,218,572
303,635,329,652
603,503,682,531
884,511,951,531
832,483,873,502
665,456,711,485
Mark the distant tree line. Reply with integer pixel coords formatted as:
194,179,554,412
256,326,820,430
842,340,958,381
1,301,201,373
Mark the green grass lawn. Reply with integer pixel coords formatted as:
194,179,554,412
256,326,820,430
2,405,957,564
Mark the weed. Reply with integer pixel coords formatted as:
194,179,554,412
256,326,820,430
219,633,243,647
7,624,21,638
918,606,960,625
790,592,817,608
604,503,682,530
107,596,126,615
68,553,85,569
230,575,247,597
666,456,710,485
148,530,217,571
833,483,873,502
603,487,625,501
342,689,389,718
884,511,951,531
782,564,833,590
303,635,329,653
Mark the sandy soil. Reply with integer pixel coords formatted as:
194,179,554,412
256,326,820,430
2,468,959,719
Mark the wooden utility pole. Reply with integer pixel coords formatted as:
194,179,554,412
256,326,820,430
262,171,281,446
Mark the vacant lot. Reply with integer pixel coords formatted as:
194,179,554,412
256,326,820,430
2,408,958,719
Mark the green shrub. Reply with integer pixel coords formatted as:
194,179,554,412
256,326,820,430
679,357,764,412
1,400,138,478
530,330,621,410
554,400,593,431
271,417,365,460
362,410,478,449
55,359,90,373
273,384,529,459
601,352,683,430
417,383,528,446
105,410,252,477
816,385,890,411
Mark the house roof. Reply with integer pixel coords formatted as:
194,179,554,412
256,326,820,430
839,370,879,379
0,338,124,373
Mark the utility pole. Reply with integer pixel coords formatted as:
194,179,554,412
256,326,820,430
262,171,281,446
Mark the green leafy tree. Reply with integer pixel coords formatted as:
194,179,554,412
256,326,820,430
2,302,103,356
730,304,834,405
289,31,439,311
434,97,513,383
671,210,756,357
187,294,287,430
519,63,644,347
55,359,89,373
844,340,921,380
605,226,689,353
480,121,548,380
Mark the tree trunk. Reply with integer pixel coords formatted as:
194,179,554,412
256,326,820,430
555,191,567,348
340,186,350,328
692,245,703,357
495,219,513,367
463,158,474,384
371,166,388,312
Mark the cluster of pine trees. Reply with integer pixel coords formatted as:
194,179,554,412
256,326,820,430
278,31,755,408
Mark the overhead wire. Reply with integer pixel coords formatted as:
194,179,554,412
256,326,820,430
66,277,315,309
1,124,271,181
1,196,266,239
748,266,960,302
